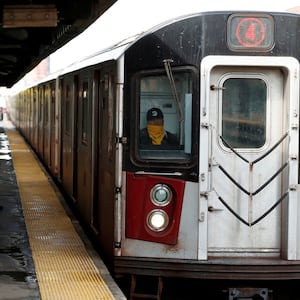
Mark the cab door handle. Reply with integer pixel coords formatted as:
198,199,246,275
208,206,224,212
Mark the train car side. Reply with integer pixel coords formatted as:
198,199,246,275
59,62,119,264
62,62,118,259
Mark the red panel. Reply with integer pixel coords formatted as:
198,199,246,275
125,172,185,244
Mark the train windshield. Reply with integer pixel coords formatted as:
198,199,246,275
137,70,194,161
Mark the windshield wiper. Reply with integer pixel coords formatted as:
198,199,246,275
163,59,183,122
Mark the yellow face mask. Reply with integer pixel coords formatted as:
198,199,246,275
147,124,164,145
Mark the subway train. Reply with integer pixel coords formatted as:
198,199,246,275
7,10,300,299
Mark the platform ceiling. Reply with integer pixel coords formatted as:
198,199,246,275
0,0,116,87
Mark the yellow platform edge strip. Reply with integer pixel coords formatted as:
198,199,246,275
6,129,116,300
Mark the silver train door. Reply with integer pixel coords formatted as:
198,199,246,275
199,56,299,260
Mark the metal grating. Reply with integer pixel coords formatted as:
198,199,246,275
7,129,116,300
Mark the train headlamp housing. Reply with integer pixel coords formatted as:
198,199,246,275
146,209,169,232
126,173,185,244
150,184,172,206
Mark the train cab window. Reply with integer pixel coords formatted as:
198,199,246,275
137,70,194,161
221,77,267,148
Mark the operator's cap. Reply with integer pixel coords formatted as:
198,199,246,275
147,108,163,121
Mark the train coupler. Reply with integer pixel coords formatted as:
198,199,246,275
228,287,271,300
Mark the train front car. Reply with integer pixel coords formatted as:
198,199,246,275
117,11,300,297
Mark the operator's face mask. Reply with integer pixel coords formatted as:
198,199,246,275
147,124,164,145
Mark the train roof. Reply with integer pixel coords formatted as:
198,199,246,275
10,9,300,93
10,32,141,93
53,9,300,74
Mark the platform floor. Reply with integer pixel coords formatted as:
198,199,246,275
0,117,126,299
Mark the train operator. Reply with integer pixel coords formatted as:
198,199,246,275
140,107,178,146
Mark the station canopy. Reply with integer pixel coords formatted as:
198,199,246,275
0,0,116,87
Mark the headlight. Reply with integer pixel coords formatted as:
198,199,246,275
146,209,169,232
150,184,172,206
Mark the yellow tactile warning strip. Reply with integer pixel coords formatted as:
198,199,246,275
6,128,117,300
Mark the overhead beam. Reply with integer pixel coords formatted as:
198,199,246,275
3,5,58,28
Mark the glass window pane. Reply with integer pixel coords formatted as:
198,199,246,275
82,82,88,142
65,85,70,134
222,78,266,148
138,71,193,160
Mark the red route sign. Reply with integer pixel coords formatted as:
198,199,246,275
235,18,266,47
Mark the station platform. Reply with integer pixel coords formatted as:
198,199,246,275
0,116,126,299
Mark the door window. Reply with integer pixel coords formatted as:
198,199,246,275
221,77,267,148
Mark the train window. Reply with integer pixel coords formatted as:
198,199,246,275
65,85,71,134
65,100,71,134
81,82,89,142
38,87,43,123
45,88,49,124
222,77,266,148
137,70,194,161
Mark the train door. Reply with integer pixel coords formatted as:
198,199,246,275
49,82,56,175
37,85,44,157
94,64,116,260
24,90,30,138
76,71,93,222
32,87,39,151
43,84,51,166
199,56,299,260
28,89,34,144
61,76,77,199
